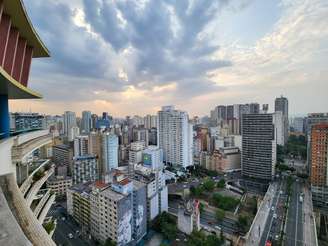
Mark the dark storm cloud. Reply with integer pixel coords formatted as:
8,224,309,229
25,0,234,102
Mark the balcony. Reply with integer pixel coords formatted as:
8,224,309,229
20,159,50,196
12,129,52,163
37,192,56,224
25,166,54,206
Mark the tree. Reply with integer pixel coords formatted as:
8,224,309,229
212,193,239,211
199,202,205,214
237,215,249,233
161,221,177,240
217,179,225,189
104,239,116,246
203,178,215,192
215,209,225,221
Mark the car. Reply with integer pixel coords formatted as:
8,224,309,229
215,226,221,231
271,206,275,211
61,217,66,221
273,213,277,219
68,233,74,239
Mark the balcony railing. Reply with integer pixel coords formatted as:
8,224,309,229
25,166,54,206
20,159,50,196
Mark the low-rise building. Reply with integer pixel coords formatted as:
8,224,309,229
47,175,73,196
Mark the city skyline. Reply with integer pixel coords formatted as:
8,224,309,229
8,0,328,117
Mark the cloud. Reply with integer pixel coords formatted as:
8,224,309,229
23,0,231,107
13,0,328,116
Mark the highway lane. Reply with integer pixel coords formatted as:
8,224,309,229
285,181,303,246
259,181,284,245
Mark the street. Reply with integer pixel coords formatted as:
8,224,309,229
48,205,95,246
285,180,303,246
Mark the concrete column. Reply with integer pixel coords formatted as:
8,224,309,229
0,94,9,139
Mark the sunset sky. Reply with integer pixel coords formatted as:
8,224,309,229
10,0,328,117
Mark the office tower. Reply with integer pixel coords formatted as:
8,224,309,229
195,126,209,151
81,110,92,134
68,125,80,142
102,133,119,173
310,124,328,207
72,155,97,184
227,105,234,120
149,127,157,145
158,106,193,168
0,0,55,244
132,126,149,146
63,111,77,136
74,135,89,157
144,115,158,129
89,175,147,245
241,114,277,181
273,111,285,146
275,96,289,145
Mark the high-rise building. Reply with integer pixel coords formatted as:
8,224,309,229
102,133,119,173
53,144,73,175
292,117,305,133
72,155,97,184
129,141,145,165
74,135,89,157
81,111,92,134
68,125,80,142
241,114,277,181
132,126,149,146
142,145,163,171
306,113,328,176
310,124,328,207
89,175,147,245
158,106,193,168
275,96,289,145
148,127,157,145
273,111,285,146
63,111,77,137
10,112,45,133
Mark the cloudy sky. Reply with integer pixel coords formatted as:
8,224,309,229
9,0,328,117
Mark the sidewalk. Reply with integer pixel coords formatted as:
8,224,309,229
245,183,277,246
303,185,318,246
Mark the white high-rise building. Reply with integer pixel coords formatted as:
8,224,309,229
102,133,119,173
142,145,163,171
81,110,92,134
273,111,285,146
74,135,89,157
63,111,77,137
68,126,80,142
158,106,193,168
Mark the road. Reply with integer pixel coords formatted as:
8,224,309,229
285,180,303,246
48,205,95,246
259,180,286,245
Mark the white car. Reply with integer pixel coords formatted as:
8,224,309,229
68,233,74,239
271,206,275,211
273,213,277,219
215,226,221,231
